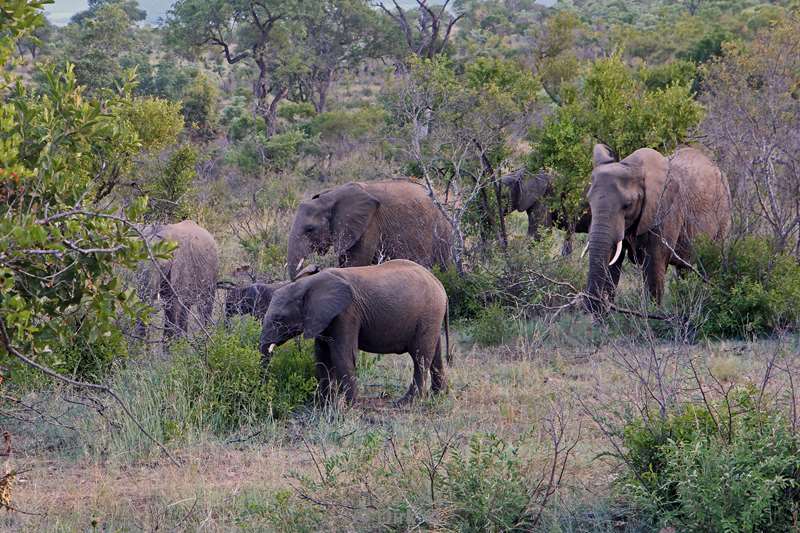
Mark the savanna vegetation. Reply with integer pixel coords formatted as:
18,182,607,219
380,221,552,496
2,0,800,531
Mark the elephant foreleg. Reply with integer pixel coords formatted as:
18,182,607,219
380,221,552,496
314,341,333,401
643,245,669,304
330,340,358,403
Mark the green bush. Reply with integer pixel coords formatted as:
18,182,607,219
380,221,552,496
9,314,128,390
170,317,317,433
442,433,532,532
621,387,800,532
469,304,517,347
433,264,493,321
669,237,800,338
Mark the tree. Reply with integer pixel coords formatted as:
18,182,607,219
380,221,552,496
60,1,143,93
70,0,146,25
15,16,53,59
0,5,178,388
377,0,464,60
528,53,704,231
295,0,382,113
166,0,299,136
702,17,800,255
384,56,538,267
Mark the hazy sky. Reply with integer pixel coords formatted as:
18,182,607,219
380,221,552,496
45,0,555,26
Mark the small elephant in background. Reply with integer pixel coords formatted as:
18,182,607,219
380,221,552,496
286,179,453,280
221,281,287,320
136,220,219,342
501,170,591,254
220,265,320,321
259,260,450,405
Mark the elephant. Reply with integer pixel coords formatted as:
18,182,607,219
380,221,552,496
259,259,450,405
286,179,453,280
584,144,731,314
221,265,320,320
222,281,287,321
136,220,219,341
501,170,591,254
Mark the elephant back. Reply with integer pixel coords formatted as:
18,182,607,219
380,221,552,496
670,148,732,242
362,180,453,269
149,220,220,305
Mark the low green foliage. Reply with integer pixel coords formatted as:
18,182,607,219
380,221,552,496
170,317,317,433
442,433,532,532
621,386,800,532
669,237,800,338
468,304,516,347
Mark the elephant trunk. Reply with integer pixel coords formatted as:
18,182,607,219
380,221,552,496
585,218,617,315
287,224,310,281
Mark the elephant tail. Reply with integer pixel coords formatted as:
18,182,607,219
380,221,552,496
445,299,452,365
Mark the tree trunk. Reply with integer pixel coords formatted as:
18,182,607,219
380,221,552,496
264,87,288,137
494,178,508,249
313,71,333,114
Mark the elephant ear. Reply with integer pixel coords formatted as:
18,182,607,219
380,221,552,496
330,183,380,252
630,149,676,237
593,144,617,167
301,273,354,339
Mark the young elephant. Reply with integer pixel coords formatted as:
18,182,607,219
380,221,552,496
223,281,287,320
259,260,450,405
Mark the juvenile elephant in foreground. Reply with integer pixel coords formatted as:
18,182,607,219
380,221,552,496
136,220,219,341
501,170,591,253
584,144,731,314
259,260,450,405
286,179,453,280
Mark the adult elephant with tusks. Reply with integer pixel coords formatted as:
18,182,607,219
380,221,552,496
286,179,453,280
259,260,450,406
583,144,731,315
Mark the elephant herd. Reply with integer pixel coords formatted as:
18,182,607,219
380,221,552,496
136,145,732,404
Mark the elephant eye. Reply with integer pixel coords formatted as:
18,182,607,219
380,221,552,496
303,225,314,234
623,202,632,210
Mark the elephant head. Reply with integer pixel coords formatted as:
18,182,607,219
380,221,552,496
501,171,551,213
584,144,671,313
222,282,282,320
287,183,380,280
259,271,353,363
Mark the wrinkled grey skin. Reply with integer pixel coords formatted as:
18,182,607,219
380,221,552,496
286,179,453,280
585,144,731,315
223,282,287,321
501,171,591,253
136,220,219,341
260,260,450,405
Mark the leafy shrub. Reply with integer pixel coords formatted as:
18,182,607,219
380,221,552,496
278,101,316,124
181,72,220,139
621,387,800,532
170,317,316,433
433,265,493,321
442,433,532,532
669,237,800,338
263,129,308,170
144,144,198,222
469,304,516,347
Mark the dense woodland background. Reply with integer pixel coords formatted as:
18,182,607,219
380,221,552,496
2,1,800,531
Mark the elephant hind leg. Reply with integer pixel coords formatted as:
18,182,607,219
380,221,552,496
396,349,426,406
430,338,448,395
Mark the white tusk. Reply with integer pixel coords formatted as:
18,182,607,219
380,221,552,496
609,240,623,266
296,258,304,272
268,343,276,354
580,242,589,259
